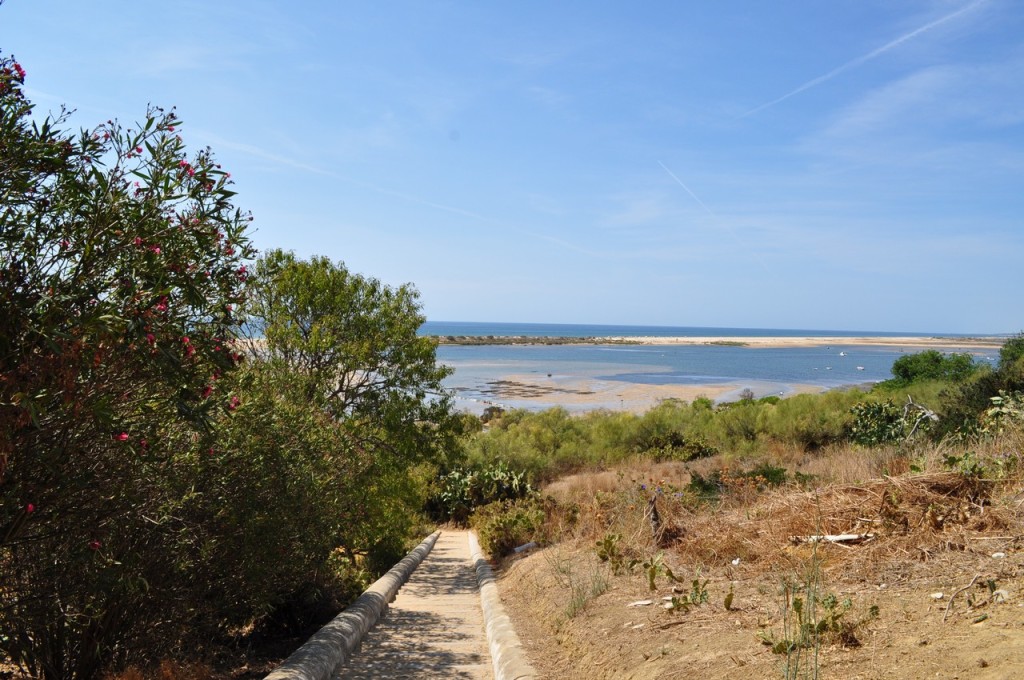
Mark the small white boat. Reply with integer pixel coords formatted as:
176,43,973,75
839,351,847,357
856,366,865,371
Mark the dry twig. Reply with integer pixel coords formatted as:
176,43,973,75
943,573,982,622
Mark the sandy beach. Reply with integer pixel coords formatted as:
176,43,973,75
596,335,1004,349
467,373,828,414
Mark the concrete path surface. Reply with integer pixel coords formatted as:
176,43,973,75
335,530,492,679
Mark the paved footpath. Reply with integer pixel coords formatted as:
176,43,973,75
335,530,492,679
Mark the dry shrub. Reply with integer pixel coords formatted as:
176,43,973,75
542,459,692,503
103,661,214,680
669,471,1015,580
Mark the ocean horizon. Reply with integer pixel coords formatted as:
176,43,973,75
420,320,996,339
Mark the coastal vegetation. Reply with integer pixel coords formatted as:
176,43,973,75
0,57,461,679
440,335,1022,497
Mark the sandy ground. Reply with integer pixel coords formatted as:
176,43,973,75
473,373,826,414
598,336,1004,349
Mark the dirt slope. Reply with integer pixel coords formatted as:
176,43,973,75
497,475,1024,679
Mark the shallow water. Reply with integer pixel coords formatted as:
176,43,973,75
436,342,998,413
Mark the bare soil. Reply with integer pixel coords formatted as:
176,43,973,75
497,474,1024,679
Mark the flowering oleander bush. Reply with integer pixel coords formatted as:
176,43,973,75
0,52,253,678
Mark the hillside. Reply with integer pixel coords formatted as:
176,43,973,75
497,464,1024,679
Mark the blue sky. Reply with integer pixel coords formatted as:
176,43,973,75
4,1,1022,333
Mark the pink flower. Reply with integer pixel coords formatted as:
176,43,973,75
155,297,168,312
13,62,26,79
202,385,213,398
187,168,195,177
167,126,175,132
116,432,129,441
146,333,156,344
179,160,189,168
25,503,35,514
181,336,190,344
135,146,143,154
228,395,241,411
134,237,143,246
88,540,101,551
149,245,161,255
139,439,149,449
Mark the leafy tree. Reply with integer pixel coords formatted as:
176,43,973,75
244,250,464,558
0,53,252,678
171,363,374,633
889,350,978,385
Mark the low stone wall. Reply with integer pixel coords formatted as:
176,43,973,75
469,531,539,680
264,530,441,680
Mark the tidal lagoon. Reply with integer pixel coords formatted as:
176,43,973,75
422,322,1004,414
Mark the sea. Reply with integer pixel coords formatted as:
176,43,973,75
420,322,1001,414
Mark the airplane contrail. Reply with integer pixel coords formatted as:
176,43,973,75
740,0,987,118
657,160,770,274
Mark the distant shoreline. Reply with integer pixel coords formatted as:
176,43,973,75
430,335,1003,350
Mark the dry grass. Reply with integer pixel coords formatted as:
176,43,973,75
672,472,1014,580
532,432,1024,587
544,459,692,504
104,661,216,680
499,430,1024,679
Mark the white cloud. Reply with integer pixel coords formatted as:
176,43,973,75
741,0,990,117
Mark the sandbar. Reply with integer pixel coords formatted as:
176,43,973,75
596,336,1003,350
470,373,825,414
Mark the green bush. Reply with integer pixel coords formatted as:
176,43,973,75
429,461,533,523
999,333,1024,369
630,401,718,461
464,407,593,482
470,495,548,557
763,392,861,450
848,400,906,447
888,350,979,385
939,337,1024,436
